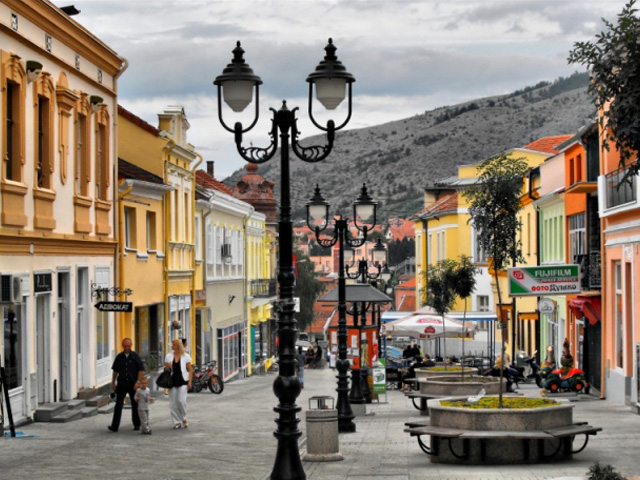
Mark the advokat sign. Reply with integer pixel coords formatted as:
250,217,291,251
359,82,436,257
508,265,581,297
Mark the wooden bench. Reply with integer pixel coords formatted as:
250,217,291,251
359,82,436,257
404,422,602,462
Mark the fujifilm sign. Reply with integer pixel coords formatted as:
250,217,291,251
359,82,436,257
508,265,581,297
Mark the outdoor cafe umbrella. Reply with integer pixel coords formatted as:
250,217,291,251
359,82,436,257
383,314,477,340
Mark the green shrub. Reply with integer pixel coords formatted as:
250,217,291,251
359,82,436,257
587,462,626,480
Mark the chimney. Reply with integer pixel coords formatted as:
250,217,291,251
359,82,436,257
207,161,214,177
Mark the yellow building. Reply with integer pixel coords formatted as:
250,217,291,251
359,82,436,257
415,136,571,360
0,0,125,421
117,106,172,371
157,107,201,355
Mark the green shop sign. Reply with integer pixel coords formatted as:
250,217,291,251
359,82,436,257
508,265,581,297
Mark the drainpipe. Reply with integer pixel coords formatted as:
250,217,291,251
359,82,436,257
421,217,429,306
242,204,255,375
112,56,128,347
190,151,204,350
163,137,176,349
528,168,541,363
118,181,133,346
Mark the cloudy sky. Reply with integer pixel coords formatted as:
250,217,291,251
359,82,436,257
51,0,629,179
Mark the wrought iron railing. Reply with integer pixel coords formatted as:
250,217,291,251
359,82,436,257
250,279,277,298
605,162,637,209
574,251,601,290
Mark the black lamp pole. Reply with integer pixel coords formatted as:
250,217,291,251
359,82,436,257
214,39,355,480
306,184,378,433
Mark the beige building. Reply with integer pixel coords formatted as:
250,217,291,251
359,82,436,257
0,0,125,422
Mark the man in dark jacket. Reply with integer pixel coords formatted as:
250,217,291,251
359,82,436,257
108,338,144,432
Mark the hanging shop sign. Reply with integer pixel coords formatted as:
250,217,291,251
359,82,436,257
508,265,581,297
34,273,52,293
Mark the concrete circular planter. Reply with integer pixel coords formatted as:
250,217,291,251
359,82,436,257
414,367,474,381
417,375,504,396
427,398,574,464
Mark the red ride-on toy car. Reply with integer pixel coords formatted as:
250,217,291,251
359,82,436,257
542,366,587,393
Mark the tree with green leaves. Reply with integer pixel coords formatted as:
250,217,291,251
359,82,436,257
568,0,640,177
423,256,476,373
294,248,325,333
463,153,528,407
424,259,458,367
453,255,476,379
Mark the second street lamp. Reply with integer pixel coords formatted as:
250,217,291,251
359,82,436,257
306,183,377,432
214,39,355,480
345,238,390,403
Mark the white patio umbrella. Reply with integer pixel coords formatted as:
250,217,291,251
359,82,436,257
383,314,477,339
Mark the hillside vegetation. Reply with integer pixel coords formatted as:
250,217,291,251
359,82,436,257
223,72,593,220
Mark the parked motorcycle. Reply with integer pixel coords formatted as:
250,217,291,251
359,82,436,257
523,351,542,386
190,361,224,394
542,366,587,393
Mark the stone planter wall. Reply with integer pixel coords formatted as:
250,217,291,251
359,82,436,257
418,376,504,396
414,367,474,381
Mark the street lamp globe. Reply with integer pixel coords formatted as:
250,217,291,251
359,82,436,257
380,264,392,283
372,238,387,264
306,38,355,110
353,184,377,229
213,42,263,113
306,184,330,230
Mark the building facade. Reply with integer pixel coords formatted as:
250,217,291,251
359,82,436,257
0,0,125,422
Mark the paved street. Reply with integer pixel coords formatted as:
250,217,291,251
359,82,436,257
2,366,640,480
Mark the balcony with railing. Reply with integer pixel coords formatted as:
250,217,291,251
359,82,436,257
249,279,277,298
574,251,601,291
605,161,638,209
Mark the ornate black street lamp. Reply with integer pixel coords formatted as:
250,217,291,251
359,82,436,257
306,183,377,432
214,39,355,480
345,238,391,403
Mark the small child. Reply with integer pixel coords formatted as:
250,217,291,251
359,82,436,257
134,377,154,435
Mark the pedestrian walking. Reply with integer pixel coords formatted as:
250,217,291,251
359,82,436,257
297,346,306,388
108,338,144,432
164,338,193,429
134,377,154,435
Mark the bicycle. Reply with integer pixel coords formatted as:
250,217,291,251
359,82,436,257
190,360,224,394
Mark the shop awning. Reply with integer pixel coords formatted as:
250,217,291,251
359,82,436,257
568,297,601,325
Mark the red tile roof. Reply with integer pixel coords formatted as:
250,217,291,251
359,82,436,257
196,169,233,194
118,105,160,137
387,218,415,241
522,135,573,155
420,192,458,217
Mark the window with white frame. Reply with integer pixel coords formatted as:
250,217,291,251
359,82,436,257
147,211,157,251
124,207,135,249
615,261,623,369
474,228,488,264
195,215,201,262
568,213,586,264
476,295,490,330
427,234,432,266
206,223,214,278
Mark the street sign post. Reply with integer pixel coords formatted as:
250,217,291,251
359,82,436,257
508,265,581,297
94,301,133,312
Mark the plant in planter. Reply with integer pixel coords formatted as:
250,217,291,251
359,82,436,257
464,153,528,407
441,397,559,410
452,255,476,379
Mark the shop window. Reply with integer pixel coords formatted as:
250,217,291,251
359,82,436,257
3,306,23,390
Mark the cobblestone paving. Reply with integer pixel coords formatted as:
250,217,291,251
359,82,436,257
2,367,639,480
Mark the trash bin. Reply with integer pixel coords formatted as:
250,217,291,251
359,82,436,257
302,396,343,462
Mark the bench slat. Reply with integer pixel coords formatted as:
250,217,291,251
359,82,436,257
404,426,462,438
544,425,602,437
460,430,554,440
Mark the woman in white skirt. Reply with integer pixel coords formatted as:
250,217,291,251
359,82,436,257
164,338,193,429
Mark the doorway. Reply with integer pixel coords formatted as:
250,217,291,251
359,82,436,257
36,294,51,404
76,267,90,390
57,271,71,401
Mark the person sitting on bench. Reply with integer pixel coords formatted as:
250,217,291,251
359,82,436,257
402,355,431,392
